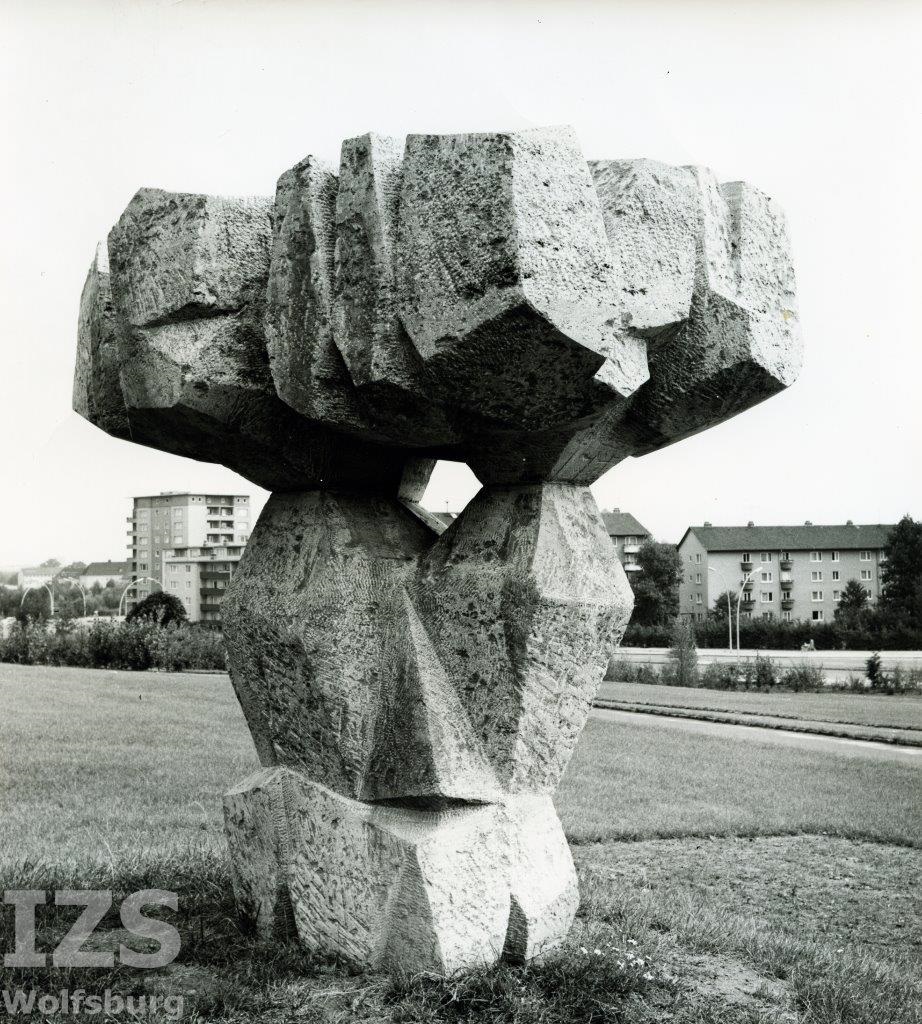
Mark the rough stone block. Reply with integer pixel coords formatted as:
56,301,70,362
222,492,438,796
264,155,369,435
106,188,408,492
397,127,648,430
223,769,578,973
410,482,633,791
73,243,130,440
330,135,458,447
108,187,273,326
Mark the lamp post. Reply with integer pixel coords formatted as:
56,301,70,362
118,577,161,618
58,577,87,617
707,565,733,651
735,567,761,653
20,583,54,618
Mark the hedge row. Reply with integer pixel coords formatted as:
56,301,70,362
623,618,922,650
0,620,226,672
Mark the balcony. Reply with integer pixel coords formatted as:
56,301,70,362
201,571,231,581
742,580,754,591
781,598,794,610
741,595,755,607
741,559,753,571
780,559,793,571
622,544,640,555
200,603,223,614
780,578,793,590
623,562,642,572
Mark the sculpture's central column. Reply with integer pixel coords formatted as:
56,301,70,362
221,482,631,973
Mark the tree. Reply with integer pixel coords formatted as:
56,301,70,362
628,541,683,626
835,579,869,628
709,590,739,620
39,558,61,568
665,616,698,687
879,516,922,625
126,591,187,626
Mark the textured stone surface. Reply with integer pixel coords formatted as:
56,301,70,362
410,482,632,792
223,768,577,973
107,187,408,492
73,243,130,439
74,125,802,978
397,127,648,430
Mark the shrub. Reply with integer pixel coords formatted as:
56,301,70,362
0,618,225,672
779,662,825,692
663,617,698,687
866,652,884,689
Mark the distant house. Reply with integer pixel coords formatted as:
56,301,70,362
16,566,57,589
80,561,131,589
677,521,895,622
600,510,652,576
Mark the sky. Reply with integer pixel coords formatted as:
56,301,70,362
1,0,920,567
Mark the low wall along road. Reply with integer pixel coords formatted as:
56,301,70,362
609,648,922,685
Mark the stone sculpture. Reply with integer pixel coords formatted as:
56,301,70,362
74,126,801,976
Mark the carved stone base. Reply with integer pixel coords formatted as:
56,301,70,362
224,768,578,975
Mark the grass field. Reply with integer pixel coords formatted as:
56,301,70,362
1,664,920,1023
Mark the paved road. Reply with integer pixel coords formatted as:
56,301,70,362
590,706,922,764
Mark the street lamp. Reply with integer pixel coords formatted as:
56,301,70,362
707,566,733,651
20,583,54,617
118,577,161,618
735,566,762,653
58,577,87,617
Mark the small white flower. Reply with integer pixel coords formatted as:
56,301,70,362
594,948,602,956
627,939,638,946
643,971,654,981
580,946,588,954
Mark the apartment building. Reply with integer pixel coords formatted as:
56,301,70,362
677,522,894,622
601,510,651,576
127,492,251,622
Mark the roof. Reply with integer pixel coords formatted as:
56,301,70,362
680,523,895,552
601,511,651,537
82,561,131,576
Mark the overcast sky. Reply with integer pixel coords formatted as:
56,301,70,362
1,0,919,567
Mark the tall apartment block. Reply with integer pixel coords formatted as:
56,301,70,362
677,522,894,623
126,492,251,624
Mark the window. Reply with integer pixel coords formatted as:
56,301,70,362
859,550,871,561
760,552,772,563
782,611,792,622
139,563,147,571
696,593,703,605
860,569,871,581
696,573,702,584
831,570,840,581
810,551,822,561
761,571,773,582
762,612,774,620
811,590,824,601
185,565,191,573
812,610,824,621
781,550,791,560
811,571,823,582
695,553,702,564
833,590,841,601
761,591,774,603
741,552,751,562
831,551,840,562
186,580,191,589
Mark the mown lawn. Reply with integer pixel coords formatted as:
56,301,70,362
597,680,922,731
1,663,920,1023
